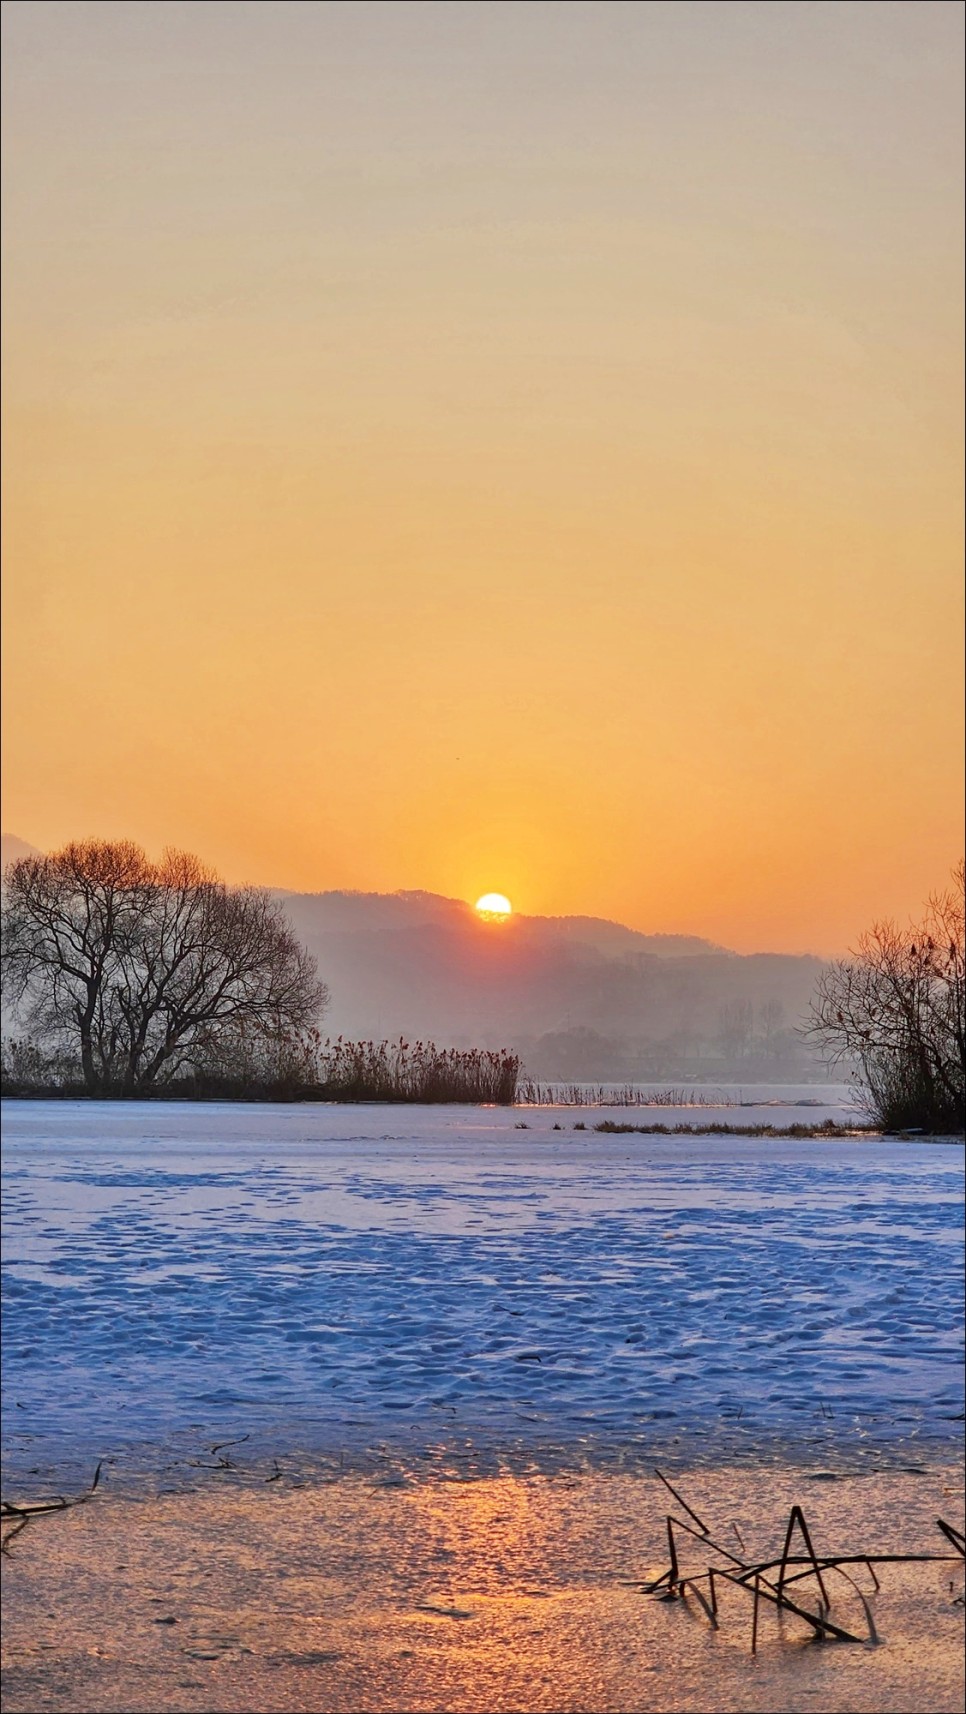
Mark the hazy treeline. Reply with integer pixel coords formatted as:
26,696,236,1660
511,1000,823,1085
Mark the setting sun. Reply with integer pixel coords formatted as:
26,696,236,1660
475,892,513,922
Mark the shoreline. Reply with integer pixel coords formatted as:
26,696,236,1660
5,1422,965,1509
3,1088,962,1140
3,1463,963,1714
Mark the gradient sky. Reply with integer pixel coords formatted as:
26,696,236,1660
2,1,963,953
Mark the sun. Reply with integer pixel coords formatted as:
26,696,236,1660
475,892,513,922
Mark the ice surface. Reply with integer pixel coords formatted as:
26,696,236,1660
1,1099,963,1487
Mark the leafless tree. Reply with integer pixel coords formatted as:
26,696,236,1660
717,999,754,1061
2,840,327,1093
759,998,786,1059
807,863,965,1132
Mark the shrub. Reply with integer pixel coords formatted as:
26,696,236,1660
0,1035,84,1095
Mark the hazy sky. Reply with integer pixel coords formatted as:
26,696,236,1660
2,1,963,953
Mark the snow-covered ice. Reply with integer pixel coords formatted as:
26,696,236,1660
1,1099,963,1487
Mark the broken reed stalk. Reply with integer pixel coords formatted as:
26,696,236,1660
665,1510,747,1572
745,1545,964,1583
0,1515,30,1551
715,1566,865,1646
777,1504,832,1610
638,1471,964,1654
653,1466,711,1534
830,1568,879,1644
937,1519,966,1554
1,1462,103,1554
683,1578,718,1628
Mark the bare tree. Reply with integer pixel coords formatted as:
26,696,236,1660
717,999,754,1062
2,840,327,1093
2,840,154,1090
807,863,965,1133
759,998,786,1060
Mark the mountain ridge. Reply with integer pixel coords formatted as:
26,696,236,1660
274,885,728,961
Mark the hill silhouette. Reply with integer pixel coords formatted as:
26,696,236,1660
0,834,40,872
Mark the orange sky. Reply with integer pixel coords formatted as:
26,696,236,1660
2,1,963,954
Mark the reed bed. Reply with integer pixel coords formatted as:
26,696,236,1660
518,1082,738,1108
316,1039,521,1105
593,1118,871,1139
1,1035,524,1105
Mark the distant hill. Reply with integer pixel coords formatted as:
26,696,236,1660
278,889,723,960
508,911,723,961
1,834,40,873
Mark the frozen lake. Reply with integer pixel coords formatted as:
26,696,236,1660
2,1099,963,1489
